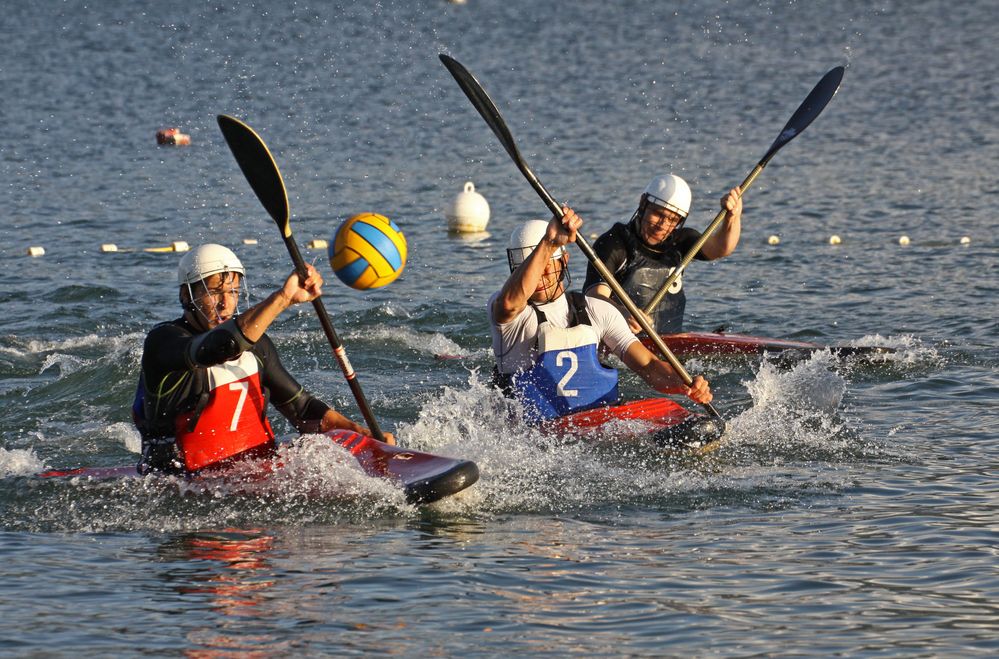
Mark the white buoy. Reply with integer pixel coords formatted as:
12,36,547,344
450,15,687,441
767,235,780,246
446,181,490,233
101,243,119,253
960,236,971,245
307,239,329,249
829,235,842,245
242,238,258,245
899,235,910,246
26,246,45,257
171,241,190,253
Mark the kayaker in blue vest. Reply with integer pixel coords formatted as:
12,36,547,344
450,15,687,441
583,175,743,334
489,209,712,423
133,243,392,475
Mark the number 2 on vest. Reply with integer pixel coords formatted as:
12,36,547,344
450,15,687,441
556,351,579,397
228,381,249,430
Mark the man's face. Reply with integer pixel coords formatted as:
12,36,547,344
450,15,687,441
639,204,684,246
184,271,242,330
529,255,567,304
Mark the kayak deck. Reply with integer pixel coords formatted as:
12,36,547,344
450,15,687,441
546,397,725,452
38,429,478,505
647,331,895,359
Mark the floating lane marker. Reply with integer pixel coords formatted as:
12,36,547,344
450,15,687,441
899,235,910,246
306,239,329,249
960,236,971,245
767,235,780,245
829,235,842,245
26,246,45,257
102,240,262,253
143,241,190,253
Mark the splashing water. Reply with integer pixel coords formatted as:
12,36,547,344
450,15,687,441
107,422,142,454
175,436,409,511
726,350,861,459
0,447,45,477
847,333,942,369
351,324,484,359
399,373,763,515
748,351,846,414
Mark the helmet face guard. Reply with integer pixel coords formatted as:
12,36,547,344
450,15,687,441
507,245,565,272
178,244,250,323
181,271,250,325
637,195,688,234
506,220,571,302
633,175,692,243
507,220,564,272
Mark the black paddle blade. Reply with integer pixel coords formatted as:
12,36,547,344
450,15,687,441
764,66,845,162
440,54,562,216
217,115,292,238
651,414,726,452
439,54,525,169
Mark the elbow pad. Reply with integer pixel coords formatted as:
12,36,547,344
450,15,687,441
187,318,255,366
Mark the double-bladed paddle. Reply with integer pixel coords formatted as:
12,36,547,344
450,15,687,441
642,66,845,317
216,115,386,443
439,54,725,430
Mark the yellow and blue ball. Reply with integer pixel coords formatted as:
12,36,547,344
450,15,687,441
328,213,407,290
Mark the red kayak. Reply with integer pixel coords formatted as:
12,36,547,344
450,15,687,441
645,331,894,359
545,397,725,452
38,429,479,505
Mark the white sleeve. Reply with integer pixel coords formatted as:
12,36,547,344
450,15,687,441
488,291,540,374
586,297,639,358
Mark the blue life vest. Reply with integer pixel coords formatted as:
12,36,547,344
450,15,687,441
510,292,619,422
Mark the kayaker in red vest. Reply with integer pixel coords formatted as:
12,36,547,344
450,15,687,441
583,175,743,334
489,210,712,423
132,243,393,475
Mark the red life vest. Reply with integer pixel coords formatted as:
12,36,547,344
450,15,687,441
175,351,275,471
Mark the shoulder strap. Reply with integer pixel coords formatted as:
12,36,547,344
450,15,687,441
566,292,592,327
529,303,546,325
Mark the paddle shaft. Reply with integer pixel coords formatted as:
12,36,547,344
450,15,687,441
216,114,385,442
283,235,385,441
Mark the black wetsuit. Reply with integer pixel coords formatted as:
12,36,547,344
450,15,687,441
132,316,331,473
582,221,706,333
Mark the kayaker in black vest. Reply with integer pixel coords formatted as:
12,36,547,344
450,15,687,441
583,175,743,334
132,244,393,475
489,208,712,423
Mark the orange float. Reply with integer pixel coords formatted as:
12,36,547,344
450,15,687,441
156,127,191,146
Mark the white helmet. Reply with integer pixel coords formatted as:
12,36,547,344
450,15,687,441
506,220,563,272
642,174,691,218
177,244,245,285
